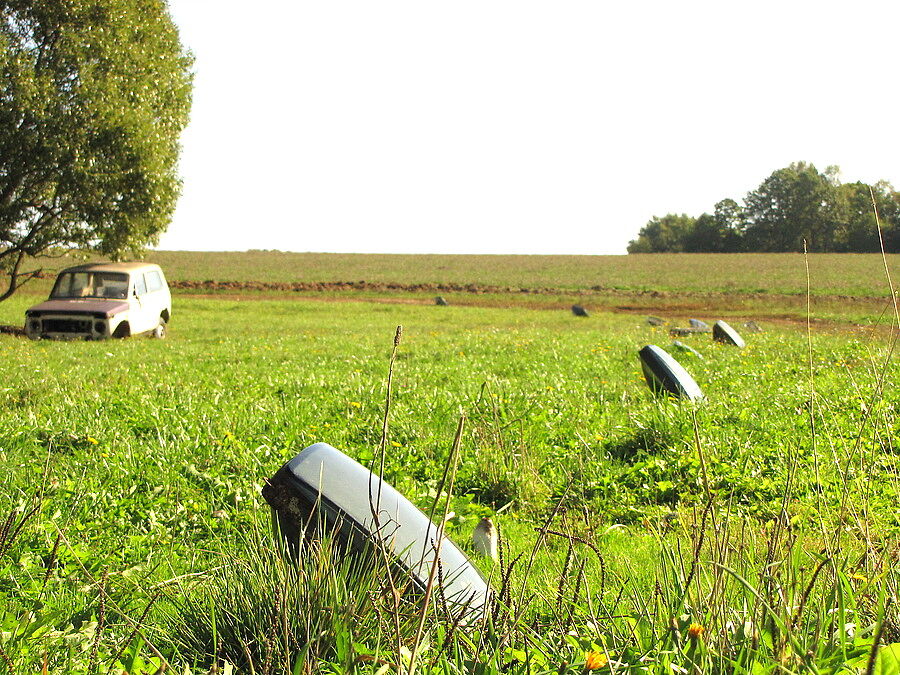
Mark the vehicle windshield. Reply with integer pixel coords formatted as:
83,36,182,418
51,272,129,299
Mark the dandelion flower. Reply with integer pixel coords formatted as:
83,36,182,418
87,437,99,445
584,651,608,670
688,622,705,638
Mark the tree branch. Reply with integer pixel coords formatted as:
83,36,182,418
0,250,43,303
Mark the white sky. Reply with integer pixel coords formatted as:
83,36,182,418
158,1,900,255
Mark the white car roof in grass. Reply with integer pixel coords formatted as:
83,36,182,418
58,262,163,275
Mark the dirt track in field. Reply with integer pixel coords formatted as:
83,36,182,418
169,278,623,295
166,279,898,332
168,278,892,303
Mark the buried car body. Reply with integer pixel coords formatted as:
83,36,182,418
25,263,171,340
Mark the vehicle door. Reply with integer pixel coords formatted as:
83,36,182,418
129,272,155,333
142,270,167,329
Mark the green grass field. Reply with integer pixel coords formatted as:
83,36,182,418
2,265,899,673
142,251,900,296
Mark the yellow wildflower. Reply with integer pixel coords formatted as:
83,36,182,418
688,622,705,638
87,437,99,445
584,651,608,670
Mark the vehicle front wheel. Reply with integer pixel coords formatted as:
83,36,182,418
151,318,167,339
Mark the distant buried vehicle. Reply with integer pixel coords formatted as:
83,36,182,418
25,263,171,340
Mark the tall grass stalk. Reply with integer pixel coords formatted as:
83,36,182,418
368,325,405,663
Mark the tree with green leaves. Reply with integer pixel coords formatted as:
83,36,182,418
741,162,843,252
626,214,696,253
833,180,900,252
681,200,744,252
0,0,193,301
627,163,900,254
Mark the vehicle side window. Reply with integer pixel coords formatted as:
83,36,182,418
134,274,147,296
145,271,163,292
97,273,128,298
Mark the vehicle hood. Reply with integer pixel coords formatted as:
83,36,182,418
26,299,129,318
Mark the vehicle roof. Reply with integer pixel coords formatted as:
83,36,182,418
57,262,163,275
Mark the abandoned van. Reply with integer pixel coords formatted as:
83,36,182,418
25,262,171,340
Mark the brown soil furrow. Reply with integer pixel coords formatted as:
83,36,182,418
168,279,893,303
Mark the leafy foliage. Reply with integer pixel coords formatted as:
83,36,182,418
628,162,900,253
0,0,193,300
622,213,697,253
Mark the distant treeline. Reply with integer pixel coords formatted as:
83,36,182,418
627,162,900,253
